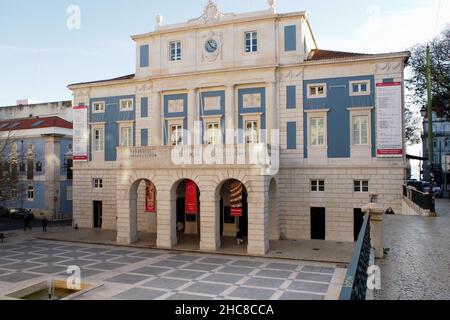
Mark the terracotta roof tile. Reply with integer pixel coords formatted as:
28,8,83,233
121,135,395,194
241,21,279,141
307,49,371,61
0,116,73,131
69,74,135,87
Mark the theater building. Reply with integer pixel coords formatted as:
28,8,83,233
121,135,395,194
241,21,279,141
68,1,409,255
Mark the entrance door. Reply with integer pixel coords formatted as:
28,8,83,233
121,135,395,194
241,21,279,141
93,201,103,229
354,209,364,241
311,207,326,240
176,198,186,232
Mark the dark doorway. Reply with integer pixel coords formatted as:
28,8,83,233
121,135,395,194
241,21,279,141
311,207,326,240
93,201,103,229
176,197,186,231
354,208,364,241
239,192,248,237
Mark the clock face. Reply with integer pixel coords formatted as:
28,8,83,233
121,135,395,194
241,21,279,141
205,39,218,53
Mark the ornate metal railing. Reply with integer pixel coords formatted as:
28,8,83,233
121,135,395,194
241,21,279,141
339,214,371,300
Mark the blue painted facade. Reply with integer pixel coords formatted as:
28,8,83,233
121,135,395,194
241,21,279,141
286,85,296,109
287,122,297,150
238,87,266,143
140,45,149,68
163,93,188,145
141,97,149,118
141,129,149,146
284,25,297,52
90,95,136,161
303,75,376,158
200,90,225,144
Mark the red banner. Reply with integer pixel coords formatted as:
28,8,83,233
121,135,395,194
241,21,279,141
185,180,198,215
230,181,243,217
145,182,156,213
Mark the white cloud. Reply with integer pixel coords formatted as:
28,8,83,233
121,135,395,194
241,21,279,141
319,1,450,53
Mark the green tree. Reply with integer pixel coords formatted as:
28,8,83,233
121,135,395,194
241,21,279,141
407,26,450,118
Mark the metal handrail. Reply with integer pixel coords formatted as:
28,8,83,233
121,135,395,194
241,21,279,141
339,213,371,300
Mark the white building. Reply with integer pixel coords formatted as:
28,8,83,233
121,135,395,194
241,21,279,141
68,1,409,255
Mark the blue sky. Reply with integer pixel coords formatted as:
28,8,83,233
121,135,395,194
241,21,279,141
0,0,448,107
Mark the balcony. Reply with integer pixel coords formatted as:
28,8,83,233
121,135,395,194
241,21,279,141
116,144,278,172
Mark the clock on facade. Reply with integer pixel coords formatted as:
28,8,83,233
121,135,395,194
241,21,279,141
205,39,218,53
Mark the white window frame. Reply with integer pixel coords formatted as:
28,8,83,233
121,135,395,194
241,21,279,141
93,178,103,189
349,80,371,96
119,99,134,112
27,186,34,201
66,186,73,201
352,115,369,146
242,114,261,144
92,101,105,114
244,31,258,53
311,180,325,192
348,107,373,148
118,122,133,147
354,180,369,193
11,189,18,200
205,120,221,145
309,117,326,147
167,119,184,146
92,126,104,152
307,83,327,99
169,41,182,62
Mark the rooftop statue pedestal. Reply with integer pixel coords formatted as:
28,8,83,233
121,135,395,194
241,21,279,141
362,202,385,259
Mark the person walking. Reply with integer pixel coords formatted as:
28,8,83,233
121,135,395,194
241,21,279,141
23,215,28,231
42,217,48,232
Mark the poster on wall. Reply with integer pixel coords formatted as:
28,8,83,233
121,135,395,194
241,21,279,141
145,182,156,213
73,105,88,161
230,181,243,217
376,82,404,157
185,180,198,215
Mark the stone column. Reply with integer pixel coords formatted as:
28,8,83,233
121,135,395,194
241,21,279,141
200,192,221,251
188,88,198,145
362,202,385,259
266,81,275,143
116,182,138,244
43,135,61,220
156,194,177,248
151,91,162,146
225,85,236,132
247,189,269,255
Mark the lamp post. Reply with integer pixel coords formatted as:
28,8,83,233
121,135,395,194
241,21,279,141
426,45,434,194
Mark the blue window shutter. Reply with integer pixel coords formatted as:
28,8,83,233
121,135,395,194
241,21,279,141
287,122,297,150
383,78,394,83
141,97,148,118
286,86,296,109
141,129,148,146
284,25,297,52
140,45,149,68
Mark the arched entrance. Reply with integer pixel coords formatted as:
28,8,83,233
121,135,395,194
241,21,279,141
217,179,248,251
172,179,201,250
128,179,158,245
268,178,280,241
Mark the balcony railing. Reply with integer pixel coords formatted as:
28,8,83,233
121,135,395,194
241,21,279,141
117,144,278,170
339,214,372,300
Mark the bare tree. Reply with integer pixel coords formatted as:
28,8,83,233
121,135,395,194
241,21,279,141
0,123,19,203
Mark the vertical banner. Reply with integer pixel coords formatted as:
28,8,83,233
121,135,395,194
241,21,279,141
73,105,88,161
145,182,156,213
230,181,243,217
185,180,198,215
376,82,404,157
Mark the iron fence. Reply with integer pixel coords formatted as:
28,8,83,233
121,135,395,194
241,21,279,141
339,214,371,300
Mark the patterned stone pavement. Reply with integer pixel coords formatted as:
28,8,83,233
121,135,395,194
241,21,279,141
0,239,346,300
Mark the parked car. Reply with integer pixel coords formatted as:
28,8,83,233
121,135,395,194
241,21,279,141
0,206,9,217
421,182,443,198
8,208,35,220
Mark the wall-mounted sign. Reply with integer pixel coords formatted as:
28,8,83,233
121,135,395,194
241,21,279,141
145,182,156,213
376,82,403,157
73,105,88,161
230,181,243,217
185,180,198,215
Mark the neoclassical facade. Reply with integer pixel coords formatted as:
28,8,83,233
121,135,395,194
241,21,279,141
68,1,409,255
